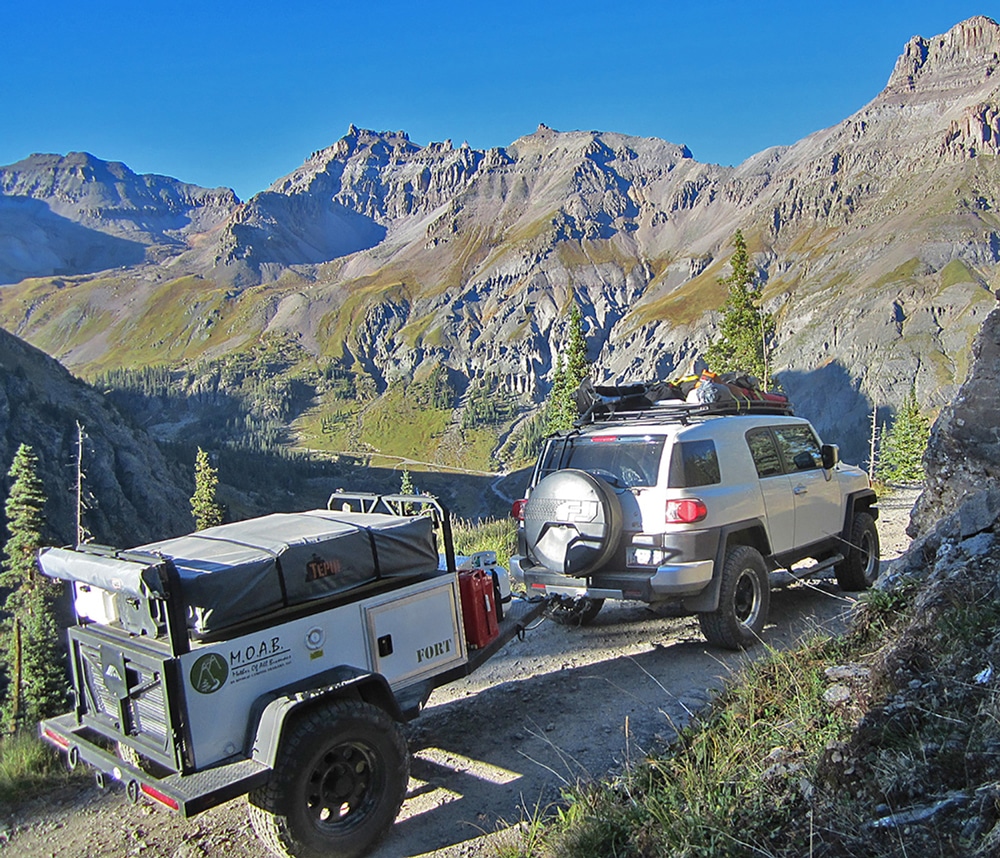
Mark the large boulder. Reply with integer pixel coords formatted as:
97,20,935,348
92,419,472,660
909,304,1000,538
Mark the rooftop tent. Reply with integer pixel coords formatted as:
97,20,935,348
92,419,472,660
41,510,440,635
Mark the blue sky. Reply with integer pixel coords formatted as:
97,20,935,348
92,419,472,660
2,1,991,200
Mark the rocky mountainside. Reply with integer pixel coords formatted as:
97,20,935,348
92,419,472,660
0,152,238,285
1,17,999,467
0,328,192,545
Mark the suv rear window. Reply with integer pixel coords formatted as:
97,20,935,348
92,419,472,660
538,435,665,488
667,440,721,488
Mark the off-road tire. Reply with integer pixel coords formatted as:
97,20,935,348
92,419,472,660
835,511,880,591
545,596,604,626
248,699,409,858
699,545,770,649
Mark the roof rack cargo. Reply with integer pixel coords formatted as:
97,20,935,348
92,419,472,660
575,398,795,427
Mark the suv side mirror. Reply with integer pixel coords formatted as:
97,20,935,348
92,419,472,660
821,444,839,470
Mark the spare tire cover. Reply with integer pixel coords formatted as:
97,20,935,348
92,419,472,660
524,469,623,577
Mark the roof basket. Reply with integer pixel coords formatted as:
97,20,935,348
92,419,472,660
575,396,795,427
574,377,794,425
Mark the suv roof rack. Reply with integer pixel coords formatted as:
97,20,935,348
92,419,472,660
576,398,795,427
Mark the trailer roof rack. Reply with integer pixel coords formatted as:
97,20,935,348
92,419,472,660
575,397,795,428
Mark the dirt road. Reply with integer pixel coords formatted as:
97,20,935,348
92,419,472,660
1,490,917,858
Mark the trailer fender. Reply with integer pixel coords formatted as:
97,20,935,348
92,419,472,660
247,666,402,770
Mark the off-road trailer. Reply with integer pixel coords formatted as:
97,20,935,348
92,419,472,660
39,492,544,858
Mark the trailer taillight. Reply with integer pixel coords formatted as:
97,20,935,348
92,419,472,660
141,782,180,810
42,727,70,749
511,499,528,521
665,499,708,524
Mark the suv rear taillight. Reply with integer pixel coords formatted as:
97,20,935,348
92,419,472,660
665,498,708,523
511,499,528,521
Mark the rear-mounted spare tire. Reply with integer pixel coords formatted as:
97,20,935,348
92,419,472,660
524,469,623,577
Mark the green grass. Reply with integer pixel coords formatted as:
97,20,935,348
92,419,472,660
357,386,452,463
451,516,518,569
628,265,728,329
872,258,923,289
0,732,79,805
940,259,978,289
515,636,854,858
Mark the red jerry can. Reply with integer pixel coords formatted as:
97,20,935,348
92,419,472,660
458,569,500,648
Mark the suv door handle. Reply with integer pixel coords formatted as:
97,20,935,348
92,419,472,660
793,485,808,495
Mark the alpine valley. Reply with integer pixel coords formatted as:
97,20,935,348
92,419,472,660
2,17,1000,539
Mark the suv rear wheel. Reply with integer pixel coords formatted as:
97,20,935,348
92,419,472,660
698,545,770,649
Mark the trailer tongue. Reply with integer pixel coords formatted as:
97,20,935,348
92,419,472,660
39,493,545,858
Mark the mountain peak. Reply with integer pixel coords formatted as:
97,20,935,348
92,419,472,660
887,16,1000,93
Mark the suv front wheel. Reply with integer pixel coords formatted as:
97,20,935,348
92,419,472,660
835,511,880,591
698,545,770,649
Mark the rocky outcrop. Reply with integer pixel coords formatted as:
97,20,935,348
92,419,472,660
887,16,1000,94
908,306,1000,538
0,328,192,545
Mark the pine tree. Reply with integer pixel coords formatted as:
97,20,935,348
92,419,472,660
0,444,64,733
190,447,224,530
705,230,776,386
877,386,931,485
545,301,590,434
399,469,417,514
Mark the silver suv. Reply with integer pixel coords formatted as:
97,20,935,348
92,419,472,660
510,401,879,648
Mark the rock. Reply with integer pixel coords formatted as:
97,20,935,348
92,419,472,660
823,685,853,707
911,307,1000,538
0,329,192,545
824,664,871,683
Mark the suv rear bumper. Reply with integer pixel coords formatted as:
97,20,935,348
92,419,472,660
510,555,714,602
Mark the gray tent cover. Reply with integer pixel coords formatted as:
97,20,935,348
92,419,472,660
40,510,439,634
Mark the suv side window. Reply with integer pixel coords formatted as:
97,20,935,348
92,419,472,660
667,440,721,488
773,425,823,471
746,428,783,477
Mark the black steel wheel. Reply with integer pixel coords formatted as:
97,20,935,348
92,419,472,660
835,511,880,591
545,596,605,626
698,545,770,649
248,699,409,858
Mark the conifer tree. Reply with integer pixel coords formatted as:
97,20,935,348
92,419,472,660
705,230,775,385
877,386,931,484
190,447,224,530
545,302,590,434
0,444,64,733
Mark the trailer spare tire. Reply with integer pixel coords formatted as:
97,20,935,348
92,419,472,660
524,469,623,577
